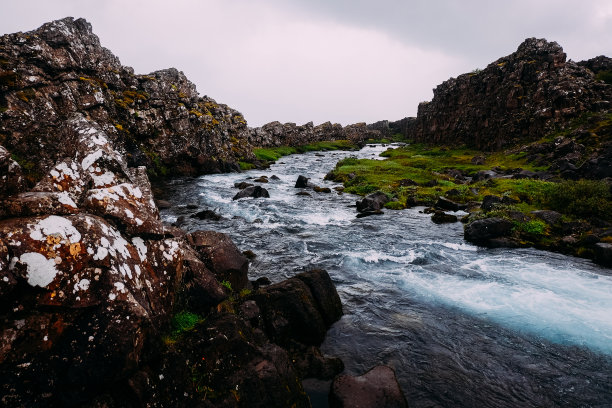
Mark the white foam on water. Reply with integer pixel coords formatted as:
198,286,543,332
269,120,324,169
401,257,612,354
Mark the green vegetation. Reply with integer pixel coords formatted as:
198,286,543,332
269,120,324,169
253,140,356,163
327,143,611,225
595,70,612,85
238,161,255,171
548,180,612,221
164,311,204,344
221,280,232,291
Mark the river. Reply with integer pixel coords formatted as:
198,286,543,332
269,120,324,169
160,144,612,407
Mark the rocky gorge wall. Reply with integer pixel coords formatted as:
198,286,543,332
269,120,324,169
383,38,612,151
0,18,353,407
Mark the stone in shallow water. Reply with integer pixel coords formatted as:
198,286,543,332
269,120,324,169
330,365,408,408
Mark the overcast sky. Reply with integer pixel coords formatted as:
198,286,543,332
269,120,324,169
1,1,611,126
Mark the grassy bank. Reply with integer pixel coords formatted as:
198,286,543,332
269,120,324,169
326,143,611,259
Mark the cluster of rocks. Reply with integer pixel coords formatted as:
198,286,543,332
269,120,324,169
0,17,254,183
245,120,380,149
462,195,612,266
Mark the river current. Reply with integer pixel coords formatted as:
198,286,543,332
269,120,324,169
160,145,612,407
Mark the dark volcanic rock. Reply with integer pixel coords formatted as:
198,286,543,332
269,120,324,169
405,38,612,150
465,217,514,245
431,210,459,224
330,365,408,408
233,185,270,200
186,230,249,291
254,270,342,347
356,191,390,212
0,17,254,181
532,210,563,225
190,209,222,221
435,196,466,211
246,120,378,148
295,175,310,188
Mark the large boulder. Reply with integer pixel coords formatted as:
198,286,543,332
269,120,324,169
254,270,342,347
329,365,408,408
233,185,270,200
464,217,514,245
186,230,249,291
0,214,183,406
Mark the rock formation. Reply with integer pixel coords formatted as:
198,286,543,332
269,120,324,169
0,17,345,407
245,120,379,148
0,17,254,182
376,38,611,151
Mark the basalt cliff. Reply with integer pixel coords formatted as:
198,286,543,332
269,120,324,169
394,38,612,151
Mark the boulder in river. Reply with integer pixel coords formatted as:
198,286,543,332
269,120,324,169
295,175,310,188
431,210,459,224
233,185,270,200
329,365,408,408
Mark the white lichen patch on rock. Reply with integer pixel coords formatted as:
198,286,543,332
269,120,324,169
18,252,59,287
29,215,81,243
132,237,148,262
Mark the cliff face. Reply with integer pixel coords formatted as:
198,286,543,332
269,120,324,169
0,17,254,182
405,38,612,150
245,120,379,148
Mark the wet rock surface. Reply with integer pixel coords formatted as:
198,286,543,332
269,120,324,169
330,365,408,408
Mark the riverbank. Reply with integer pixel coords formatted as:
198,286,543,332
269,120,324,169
325,140,612,266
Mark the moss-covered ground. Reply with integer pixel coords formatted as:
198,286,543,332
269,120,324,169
326,142,611,259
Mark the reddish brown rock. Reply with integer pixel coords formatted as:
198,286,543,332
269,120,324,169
330,365,408,408
186,230,249,291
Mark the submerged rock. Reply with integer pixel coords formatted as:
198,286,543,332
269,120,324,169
233,185,270,200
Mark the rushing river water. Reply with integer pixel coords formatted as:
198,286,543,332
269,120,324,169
160,145,612,407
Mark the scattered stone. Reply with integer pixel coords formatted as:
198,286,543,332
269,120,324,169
481,195,503,212
594,243,612,267
356,191,389,213
464,217,514,245
398,178,418,186
313,186,332,193
190,209,222,221
295,175,310,188
431,210,458,224
254,176,269,183
435,196,466,211
296,191,311,196
234,181,254,189
356,210,384,218
233,185,270,200
531,210,563,225
155,199,172,209
242,249,257,259
186,203,199,209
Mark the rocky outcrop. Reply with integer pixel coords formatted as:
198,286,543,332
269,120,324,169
0,18,347,406
403,38,612,150
0,17,254,183
245,120,379,148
